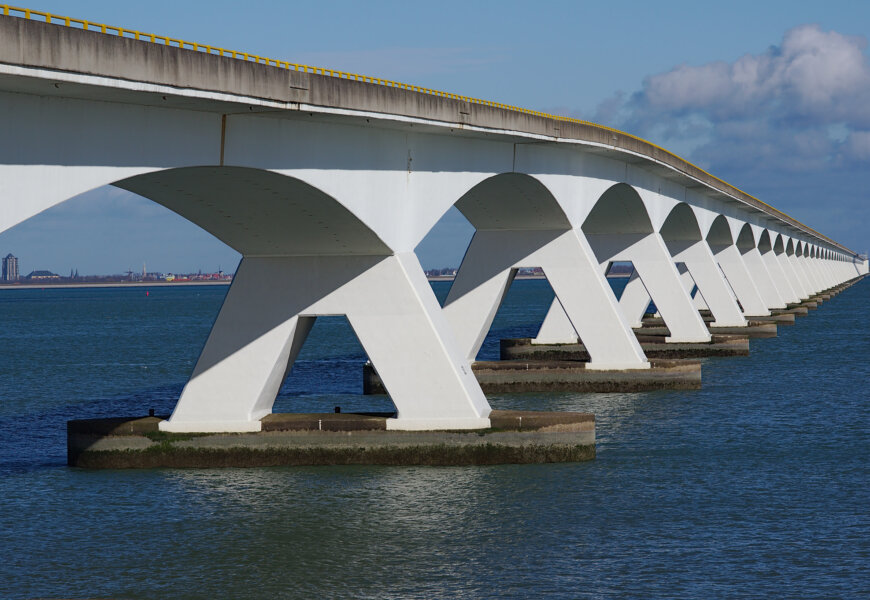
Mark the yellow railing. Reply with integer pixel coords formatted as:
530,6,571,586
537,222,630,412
0,4,845,249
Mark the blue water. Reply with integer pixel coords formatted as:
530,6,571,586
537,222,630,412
1,279,867,599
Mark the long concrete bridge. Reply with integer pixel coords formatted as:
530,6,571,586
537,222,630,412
1,9,866,434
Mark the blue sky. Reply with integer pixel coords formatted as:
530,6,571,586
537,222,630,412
3,0,869,273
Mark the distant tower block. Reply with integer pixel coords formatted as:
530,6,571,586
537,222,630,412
2,254,19,282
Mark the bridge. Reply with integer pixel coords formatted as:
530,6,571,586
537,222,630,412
1,7,866,435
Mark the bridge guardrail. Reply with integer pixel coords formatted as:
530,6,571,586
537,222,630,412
0,4,854,255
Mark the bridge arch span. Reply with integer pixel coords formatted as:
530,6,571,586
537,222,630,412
707,214,734,247
114,169,493,432
771,232,785,255
452,172,571,231
784,236,816,296
582,183,654,236
734,225,788,308
660,202,703,242
577,184,711,340
736,223,759,251
705,215,770,316
762,231,803,302
116,166,390,257
442,174,649,368
658,203,746,326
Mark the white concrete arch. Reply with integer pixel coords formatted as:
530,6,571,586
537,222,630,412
221,113,514,254
117,167,391,257
759,230,799,304
0,89,221,236
706,215,769,316
818,246,836,288
797,241,824,293
542,183,710,342
115,167,493,432
736,223,785,309
443,173,648,369
819,247,833,287
2,151,494,432
659,203,745,326
781,236,812,298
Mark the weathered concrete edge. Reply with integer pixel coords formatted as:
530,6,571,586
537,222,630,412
500,336,750,360
363,360,702,394
69,440,596,469
68,412,596,468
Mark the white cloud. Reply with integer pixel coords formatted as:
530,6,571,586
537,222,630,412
589,24,870,250
634,25,870,125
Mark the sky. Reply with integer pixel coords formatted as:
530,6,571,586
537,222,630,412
2,0,869,274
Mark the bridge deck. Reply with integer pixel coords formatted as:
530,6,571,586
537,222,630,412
0,11,854,254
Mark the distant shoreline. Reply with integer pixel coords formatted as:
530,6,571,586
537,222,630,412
0,273,554,289
426,274,547,282
0,281,231,290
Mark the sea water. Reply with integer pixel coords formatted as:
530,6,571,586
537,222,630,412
0,279,867,598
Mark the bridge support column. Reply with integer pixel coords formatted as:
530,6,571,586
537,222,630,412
815,258,833,288
668,240,746,327
162,253,490,433
676,265,713,311
823,259,840,286
536,232,711,343
744,248,785,308
796,255,821,294
615,272,654,327
802,256,823,293
780,253,810,299
766,251,800,302
711,245,770,316
822,259,838,287
747,249,789,307
590,233,711,342
812,259,829,289
444,228,648,369
679,266,711,311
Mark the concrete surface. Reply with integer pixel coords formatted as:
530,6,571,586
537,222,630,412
67,411,595,468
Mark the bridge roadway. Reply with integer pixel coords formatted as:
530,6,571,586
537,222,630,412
0,12,866,433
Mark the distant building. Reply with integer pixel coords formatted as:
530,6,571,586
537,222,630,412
2,254,19,282
26,270,60,280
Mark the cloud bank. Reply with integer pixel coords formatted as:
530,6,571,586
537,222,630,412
592,25,870,251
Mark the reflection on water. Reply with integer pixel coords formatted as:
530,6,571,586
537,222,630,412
0,281,868,598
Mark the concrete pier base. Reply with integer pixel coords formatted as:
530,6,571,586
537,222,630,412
67,410,595,468
697,309,794,325
772,307,808,318
500,334,748,361
636,320,777,338
748,313,795,325
364,359,701,394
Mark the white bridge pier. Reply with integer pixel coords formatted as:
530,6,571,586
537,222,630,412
1,14,866,433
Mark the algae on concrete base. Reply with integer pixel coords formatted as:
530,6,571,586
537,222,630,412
67,410,596,468
71,442,595,469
